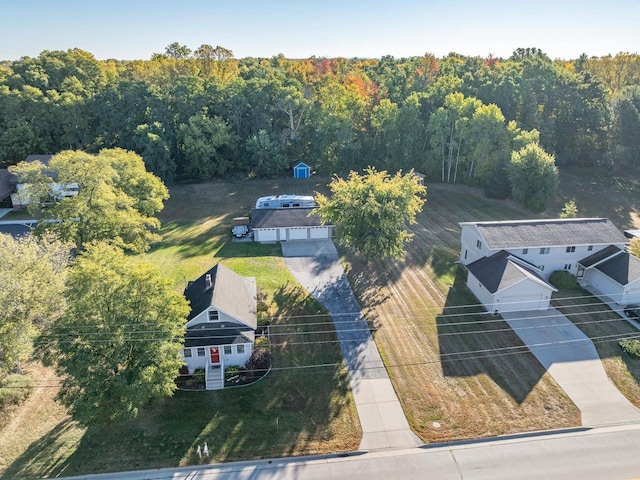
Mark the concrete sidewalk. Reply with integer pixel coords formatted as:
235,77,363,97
502,309,640,427
283,242,420,451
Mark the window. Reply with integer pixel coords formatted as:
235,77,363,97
588,245,593,251
197,347,206,357
566,246,576,253
223,345,232,355
564,264,572,270
540,247,550,254
282,203,290,208
208,310,219,321
183,348,192,358
476,240,482,249
539,265,545,271
522,248,528,254
577,266,585,278
464,250,468,260
236,345,245,354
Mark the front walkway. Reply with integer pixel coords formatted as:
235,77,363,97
282,241,421,450
502,308,640,427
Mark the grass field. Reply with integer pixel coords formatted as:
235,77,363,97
2,170,639,476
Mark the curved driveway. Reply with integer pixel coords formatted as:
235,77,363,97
502,309,640,426
282,241,421,451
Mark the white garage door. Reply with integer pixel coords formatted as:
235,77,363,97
309,227,328,239
497,294,548,313
288,227,308,240
256,228,277,242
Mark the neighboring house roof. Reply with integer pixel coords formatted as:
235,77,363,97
625,229,640,239
9,154,56,184
251,207,326,229
466,250,556,294
578,245,623,268
0,169,14,200
461,218,628,249
184,263,257,327
184,326,255,347
0,223,33,237
594,253,640,286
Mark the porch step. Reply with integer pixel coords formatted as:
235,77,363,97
206,366,223,390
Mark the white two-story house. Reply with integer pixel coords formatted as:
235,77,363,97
10,155,79,208
182,263,257,390
459,218,632,313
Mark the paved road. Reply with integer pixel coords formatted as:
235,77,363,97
61,423,640,480
282,240,421,451
502,308,640,426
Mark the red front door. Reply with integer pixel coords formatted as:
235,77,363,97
210,347,220,363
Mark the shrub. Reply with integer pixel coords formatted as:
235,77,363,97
549,270,577,290
244,349,273,381
0,374,34,409
254,336,271,351
619,339,640,359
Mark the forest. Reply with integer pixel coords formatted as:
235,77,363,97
1,44,639,197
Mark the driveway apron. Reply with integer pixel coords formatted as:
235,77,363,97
282,241,421,450
502,309,640,426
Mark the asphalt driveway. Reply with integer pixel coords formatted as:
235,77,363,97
502,308,640,427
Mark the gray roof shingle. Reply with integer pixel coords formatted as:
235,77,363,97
466,250,555,294
251,207,326,229
0,169,13,200
184,263,257,328
595,253,640,286
184,326,255,347
462,218,627,249
578,245,623,268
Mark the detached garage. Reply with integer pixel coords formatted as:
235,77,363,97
251,208,332,243
466,251,557,313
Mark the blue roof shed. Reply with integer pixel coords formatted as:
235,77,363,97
293,162,311,179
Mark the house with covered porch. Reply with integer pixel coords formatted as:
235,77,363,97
182,263,257,390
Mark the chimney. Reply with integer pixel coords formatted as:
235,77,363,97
205,274,212,289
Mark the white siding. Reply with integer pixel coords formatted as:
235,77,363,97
584,268,624,303
181,343,253,374
460,225,489,265
621,281,640,305
466,272,494,311
467,272,552,313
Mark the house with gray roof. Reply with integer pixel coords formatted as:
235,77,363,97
251,207,332,243
460,218,633,312
182,263,257,390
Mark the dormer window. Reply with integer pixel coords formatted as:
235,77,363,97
566,246,576,253
522,248,528,254
540,247,550,254
208,310,219,321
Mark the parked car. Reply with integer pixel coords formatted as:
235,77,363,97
624,304,640,319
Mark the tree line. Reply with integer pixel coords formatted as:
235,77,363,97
1,44,639,193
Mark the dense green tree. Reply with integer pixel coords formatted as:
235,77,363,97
315,167,426,260
9,148,168,252
244,129,287,177
177,111,235,179
49,242,189,426
0,234,69,374
508,143,558,212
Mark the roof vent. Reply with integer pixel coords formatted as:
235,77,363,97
205,274,212,289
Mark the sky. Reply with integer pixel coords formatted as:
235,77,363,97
1,0,639,61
